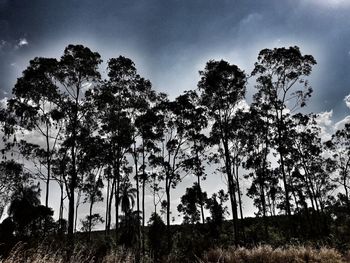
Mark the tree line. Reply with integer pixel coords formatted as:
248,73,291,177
0,44,349,258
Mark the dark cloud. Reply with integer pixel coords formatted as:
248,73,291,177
0,0,349,113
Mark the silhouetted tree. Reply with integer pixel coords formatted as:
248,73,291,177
8,184,54,238
198,59,246,244
0,161,30,218
7,57,63,208
177,183,208,224
205,190,229,239
325,123,350,213
148,93,192,248
251,46,316,217
57,44,102,236
92,56,134,236
148,212,167,262
180,90,209,224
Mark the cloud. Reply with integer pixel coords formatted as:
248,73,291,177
17,38,28,47
344,94,350,109
0,97,7,109
0,40,6,49
314,110,334,141
307,0,350,8
334,115,350,131
315,110,333,127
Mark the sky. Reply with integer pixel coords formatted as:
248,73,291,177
0,0,350,226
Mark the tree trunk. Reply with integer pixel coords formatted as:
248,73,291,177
105,177,110,235
107,177,115,234
74,190,81,233
68,87,80,237
88,200,93,241
45,129,51,208
165,177,171,251
197,175,205,224
235,164,245,241
115,156,121,240
222,138,239,244
141,144,146,255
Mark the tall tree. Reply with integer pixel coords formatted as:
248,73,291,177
91,56,133,236
251,46,316,217
198,59,246,244
180,90,209,224
57,44,102,236
7,57,63,208
148,93,191,248
325,123,350,212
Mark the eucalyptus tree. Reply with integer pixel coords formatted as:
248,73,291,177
56,44,102,235
79,135,105,239
243,104,272,234
179,90,209,224
148,92,193,245
134,105,163,252
177,183,208,224
325,123,350,212
290,114,322,212
7,57,63,208
91,56,134,235
198,59,246,243
251,46,316,217
116,59,157,251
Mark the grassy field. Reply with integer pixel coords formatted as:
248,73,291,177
1,243,349,263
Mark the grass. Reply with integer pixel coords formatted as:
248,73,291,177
200,245,349,263
1,243,349,263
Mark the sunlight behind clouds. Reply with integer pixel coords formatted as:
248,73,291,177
344,94,350,109
308,0,350,8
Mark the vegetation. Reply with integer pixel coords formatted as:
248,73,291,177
0,44,349,262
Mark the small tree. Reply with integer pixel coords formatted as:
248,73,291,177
148,213,167,263
177,183,207,224
205,190,229,239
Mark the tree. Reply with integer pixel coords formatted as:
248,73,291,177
243,105,273,238
119,180,137,215
147,213,167,263
57,44,102,236
0,161,30,218
7,57,63,208
205,190,229,239
8,184,54,238
325,123,350,212
148,93,194,247
179,90,209,224
81,172,104,239
91,56,134,236
251,46,316,217
134,105,163,252
198,59,246,243
80,213,104,235
177,183,208,224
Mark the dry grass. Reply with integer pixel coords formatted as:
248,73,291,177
0,242,136,263
1,244,349,263
200,245,348,263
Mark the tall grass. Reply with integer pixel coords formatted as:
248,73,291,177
200,245,347,263
0,242,135,263
1,243,348,263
